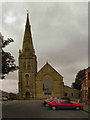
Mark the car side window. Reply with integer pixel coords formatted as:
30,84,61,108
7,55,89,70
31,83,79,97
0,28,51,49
56,100,63,104
64,100,71,104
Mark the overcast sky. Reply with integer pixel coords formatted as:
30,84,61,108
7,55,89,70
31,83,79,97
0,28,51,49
0,1,88,93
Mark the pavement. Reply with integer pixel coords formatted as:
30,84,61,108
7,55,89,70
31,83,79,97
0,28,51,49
83,104,90,113
83,103,90,119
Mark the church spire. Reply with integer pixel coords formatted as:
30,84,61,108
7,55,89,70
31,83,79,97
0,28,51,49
22,11,35,55
26,10,30,28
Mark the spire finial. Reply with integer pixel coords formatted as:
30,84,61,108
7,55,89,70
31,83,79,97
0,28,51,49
27,10,29,14
25,10,30,26
27,10,29,17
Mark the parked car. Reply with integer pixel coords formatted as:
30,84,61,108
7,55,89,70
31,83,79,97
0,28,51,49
43,96,67,106
43,98,55,106
43,97,71,107
61,97,71,101
48,99,83,110
2,97,8,101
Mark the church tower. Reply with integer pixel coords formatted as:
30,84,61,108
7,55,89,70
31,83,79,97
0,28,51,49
18,12,37,99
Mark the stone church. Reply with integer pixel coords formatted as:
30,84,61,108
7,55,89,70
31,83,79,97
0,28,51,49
18,13,79,99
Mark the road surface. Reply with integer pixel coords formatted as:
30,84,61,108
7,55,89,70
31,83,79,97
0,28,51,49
2,100,89,118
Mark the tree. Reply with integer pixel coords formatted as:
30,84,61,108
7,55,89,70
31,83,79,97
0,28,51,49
0,33,18,79
72,69,86,90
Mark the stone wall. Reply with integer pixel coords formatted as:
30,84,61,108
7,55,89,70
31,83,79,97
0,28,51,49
36,63,64,99
64,85,79,99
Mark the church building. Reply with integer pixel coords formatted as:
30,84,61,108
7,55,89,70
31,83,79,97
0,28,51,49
18,13,79,99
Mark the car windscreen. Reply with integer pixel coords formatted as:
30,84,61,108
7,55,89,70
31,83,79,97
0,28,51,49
47,99,54,102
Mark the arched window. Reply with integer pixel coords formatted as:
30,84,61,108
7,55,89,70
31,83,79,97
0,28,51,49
43,75,53,91
28,62,30,70
64,93,68,96
88,72,90,80
27,80,28,87
23,62,26,70
88,87,90,99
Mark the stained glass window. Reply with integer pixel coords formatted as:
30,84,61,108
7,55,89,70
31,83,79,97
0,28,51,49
43,75,53,91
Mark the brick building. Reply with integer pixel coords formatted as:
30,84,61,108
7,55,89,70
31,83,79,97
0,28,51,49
81,67,90,104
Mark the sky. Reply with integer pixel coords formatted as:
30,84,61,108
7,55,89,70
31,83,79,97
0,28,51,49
0,1,88,93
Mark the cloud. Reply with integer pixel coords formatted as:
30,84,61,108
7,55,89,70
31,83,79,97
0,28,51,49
0,79,18,93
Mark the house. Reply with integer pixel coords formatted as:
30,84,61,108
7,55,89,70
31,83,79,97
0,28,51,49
81,67,90,104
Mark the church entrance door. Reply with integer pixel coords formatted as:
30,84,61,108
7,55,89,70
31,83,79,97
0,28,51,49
26,92,30,99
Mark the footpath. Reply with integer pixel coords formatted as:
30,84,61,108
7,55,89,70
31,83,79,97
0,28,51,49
82,104,90,119
83,104,90,113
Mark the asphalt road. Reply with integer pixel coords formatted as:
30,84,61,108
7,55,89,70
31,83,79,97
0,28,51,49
2,100,88,118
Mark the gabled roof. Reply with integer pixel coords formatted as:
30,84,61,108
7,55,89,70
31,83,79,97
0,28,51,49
85,66,90,71
37,62,63,78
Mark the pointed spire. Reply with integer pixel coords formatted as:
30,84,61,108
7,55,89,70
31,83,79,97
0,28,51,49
26,10,30,28
22,11,35,55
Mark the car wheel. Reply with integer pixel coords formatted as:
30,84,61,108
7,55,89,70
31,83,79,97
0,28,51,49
75,106,81,110
45,104,48,107
43,103,47,106
51,106,56,110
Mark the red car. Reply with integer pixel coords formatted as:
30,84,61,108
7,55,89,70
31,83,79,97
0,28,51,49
48,99,83,110
2,97,8,101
